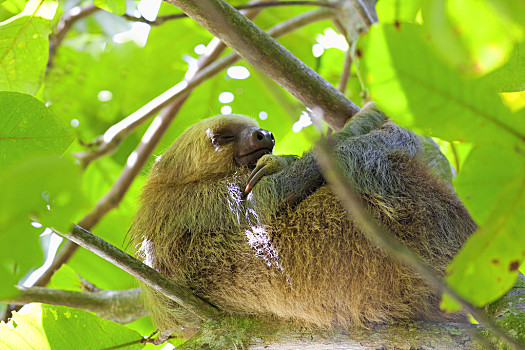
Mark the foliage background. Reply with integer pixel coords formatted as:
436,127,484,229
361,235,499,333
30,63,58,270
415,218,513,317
0,0,524,348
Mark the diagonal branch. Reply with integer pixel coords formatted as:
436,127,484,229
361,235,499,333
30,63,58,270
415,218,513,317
314,136,524,350
74,8,334,168
2,287,147,324
51,225,219,321
164,0,361,130
33,4,333,290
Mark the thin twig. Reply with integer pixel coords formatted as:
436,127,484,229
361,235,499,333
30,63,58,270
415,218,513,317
34,4,333,290
166,0,360,130
315,139,524,350
74,8,334,168
51,225,219,321
123,0,336,26
337,49,352,94
2,287,147,324
49,4,99,67
348,0,375,28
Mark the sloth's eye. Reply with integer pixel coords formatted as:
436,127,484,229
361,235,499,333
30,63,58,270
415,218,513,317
213,134,235,146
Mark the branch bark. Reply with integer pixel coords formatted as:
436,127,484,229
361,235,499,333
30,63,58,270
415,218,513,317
2,287,147,324
51,225,219,321
164,0,361,130
314,133,524,349
74,8,334,168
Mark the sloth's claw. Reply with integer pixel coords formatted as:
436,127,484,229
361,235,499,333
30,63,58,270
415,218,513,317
243,163,267,196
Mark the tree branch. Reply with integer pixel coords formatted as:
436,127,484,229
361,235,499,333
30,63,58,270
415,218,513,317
124,1,336,26
49,4,99,67
74,8,334,168
164,0,360,130
2,287,147,324
51,225,219,321
33,0,331,290
314,136,524,350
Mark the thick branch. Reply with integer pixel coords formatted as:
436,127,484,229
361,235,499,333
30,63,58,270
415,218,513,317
2,287,146,324
314,139,524,349
74,8,334,167
164,0,360,130
52,225,219,321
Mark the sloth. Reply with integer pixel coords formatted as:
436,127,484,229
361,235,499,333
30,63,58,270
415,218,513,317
130,104,477,336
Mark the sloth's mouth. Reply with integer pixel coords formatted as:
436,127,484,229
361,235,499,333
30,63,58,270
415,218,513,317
235,148,272,168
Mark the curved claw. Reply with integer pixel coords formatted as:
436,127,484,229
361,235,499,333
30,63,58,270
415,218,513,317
243,163,267,197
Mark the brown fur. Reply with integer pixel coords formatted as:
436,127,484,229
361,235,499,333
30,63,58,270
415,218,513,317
130,108,477,334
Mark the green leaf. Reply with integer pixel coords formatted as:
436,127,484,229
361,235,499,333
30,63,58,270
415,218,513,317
448,145,525,306
47,264,83,291
0,0,57,94
421,0,523,76
93,0,126,15
479,40,525,92
355,23,525,145
0,156,83,298
376,0,422,24
0,91,75,171
0,304,144,350
356,22,525,308
456,145,525,225
440,292,462,312
447,172,525,306
486,0,525,34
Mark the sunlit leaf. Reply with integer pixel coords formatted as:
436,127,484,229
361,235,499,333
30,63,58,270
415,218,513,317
356,22,525,307
0,0,57,94
355,23,525,144
0,91,74,171
0,304,144,350
93,0,125,15
447,163,525,305
421,0,523,76
376,0,422,24
479,40,525,92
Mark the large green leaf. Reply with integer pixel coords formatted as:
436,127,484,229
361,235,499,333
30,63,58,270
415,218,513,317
355,23,524,145
0,304,144,350
356,23,525,307
448,148,524,305
0,0,57,94
422,0,523,77
375,0,422,24
0,93,80,299
0,156,83,297
0,91,74,171
479,40,525,92
93,0,126,15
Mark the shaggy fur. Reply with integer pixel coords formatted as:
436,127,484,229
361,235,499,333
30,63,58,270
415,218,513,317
130,106,477,334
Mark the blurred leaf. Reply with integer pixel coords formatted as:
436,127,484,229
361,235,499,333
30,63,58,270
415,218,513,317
376,0,422,24
501,91,525,112
421,0,523,76
0,91,74,171
355,23,525,145
47,264,83,291
479,40,525,92
456,145,525,225
93,0,125,15
0,0,57,94
448,164,525,305
440,292,462,312
356,22,525,307
485,0,525,33
0,304,144,350
0,156,83,299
